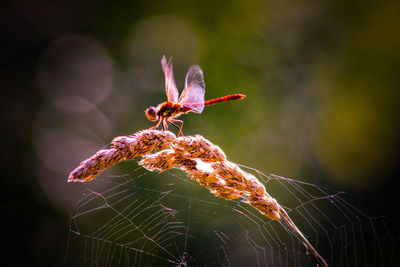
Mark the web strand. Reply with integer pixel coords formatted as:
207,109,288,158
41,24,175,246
66,129,397,266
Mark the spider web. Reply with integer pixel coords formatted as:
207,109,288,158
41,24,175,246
64,161,397,266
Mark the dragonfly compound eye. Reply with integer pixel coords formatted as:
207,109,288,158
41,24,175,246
145,107,158,121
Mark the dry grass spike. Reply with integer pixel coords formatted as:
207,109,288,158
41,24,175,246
68,129,328,267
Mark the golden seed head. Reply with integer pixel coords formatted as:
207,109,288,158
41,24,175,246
68,129,281,222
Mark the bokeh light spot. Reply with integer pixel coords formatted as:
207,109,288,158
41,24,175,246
36,35,114,113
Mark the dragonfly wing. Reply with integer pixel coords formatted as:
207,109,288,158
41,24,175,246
184,64,205,90
179,64,205,113
161,55,179,103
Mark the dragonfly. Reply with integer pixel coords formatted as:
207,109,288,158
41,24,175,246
146,56,246,135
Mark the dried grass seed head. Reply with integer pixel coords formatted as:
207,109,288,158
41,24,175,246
140,149,177,172
174,135,226,162
68,148,124,182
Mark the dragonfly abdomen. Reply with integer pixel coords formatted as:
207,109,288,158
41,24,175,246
204,94,246,106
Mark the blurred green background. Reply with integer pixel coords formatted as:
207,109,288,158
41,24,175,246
2,0,399,265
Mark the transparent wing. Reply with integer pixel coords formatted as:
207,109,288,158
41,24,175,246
161,55,179,103
178,64,205,113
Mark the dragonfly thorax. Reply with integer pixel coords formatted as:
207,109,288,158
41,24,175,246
145,101,185,123
157,101,185,119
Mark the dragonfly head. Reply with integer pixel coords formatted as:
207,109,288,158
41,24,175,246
145,106,158,121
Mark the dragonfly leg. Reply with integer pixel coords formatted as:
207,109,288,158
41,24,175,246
149,119,162,130
162,118,169,130
169,119,184,136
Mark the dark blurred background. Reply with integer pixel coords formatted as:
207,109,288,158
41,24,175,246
2,0,399,266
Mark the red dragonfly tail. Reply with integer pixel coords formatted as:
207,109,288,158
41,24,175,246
204,94,246,106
